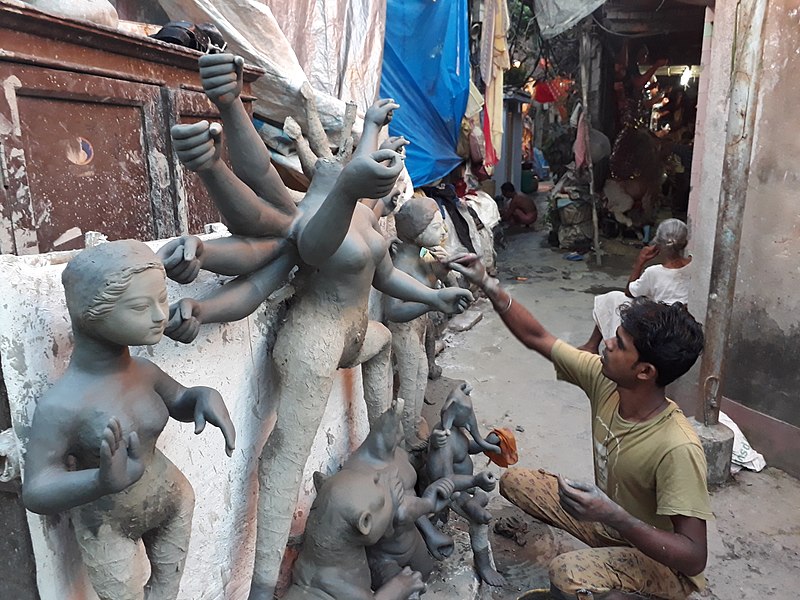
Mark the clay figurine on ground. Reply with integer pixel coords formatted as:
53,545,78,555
284,467,426,600
340,398,456,594
159,53,473,599
384,195,460,451
22,240,236,600
426,382,506,586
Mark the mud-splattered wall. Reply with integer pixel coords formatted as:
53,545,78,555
687,0,800,476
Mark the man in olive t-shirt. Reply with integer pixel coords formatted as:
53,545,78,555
446,253,711,600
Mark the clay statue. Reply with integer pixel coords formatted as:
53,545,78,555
384,196,457,450
160,53,473,598
426,382,506,586
22,240,236,600
339,398,455,594
284,467,425,600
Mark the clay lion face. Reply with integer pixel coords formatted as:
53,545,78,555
88,268,169,347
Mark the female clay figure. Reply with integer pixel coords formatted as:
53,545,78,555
161,53,473,599
384,196,455,450
22,240,236,600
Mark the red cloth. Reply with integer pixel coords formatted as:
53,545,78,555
484,427,519,467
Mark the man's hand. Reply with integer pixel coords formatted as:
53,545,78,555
427,245,448,262
445,253,488,287
165,299,202,344
431,287,473,314
97,417,145,495
557,475,621,524
171,120,223,172
199,53,244,107
189,387,236,457
365,98,400,128
158,236,204,284
339,149,404,199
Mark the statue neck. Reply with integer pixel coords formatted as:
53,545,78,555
70,330,132,373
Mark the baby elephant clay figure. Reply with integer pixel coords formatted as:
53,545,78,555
384,196,457,451
284,468,426,600
426,382,506,587
22,240,236,600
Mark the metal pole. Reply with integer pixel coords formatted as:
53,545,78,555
580,19,601,266
697,0,769,426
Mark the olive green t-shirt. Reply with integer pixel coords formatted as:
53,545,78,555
552,339,713,588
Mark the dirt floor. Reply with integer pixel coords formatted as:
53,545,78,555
423,210,800,599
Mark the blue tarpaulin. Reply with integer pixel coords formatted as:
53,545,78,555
380,0,470,186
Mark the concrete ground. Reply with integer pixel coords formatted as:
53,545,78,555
423,214,800,599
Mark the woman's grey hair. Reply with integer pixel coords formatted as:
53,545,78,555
653,218,688,255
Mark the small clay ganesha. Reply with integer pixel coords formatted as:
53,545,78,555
22,240,236,600
426,382,506,586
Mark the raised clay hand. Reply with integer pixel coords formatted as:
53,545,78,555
97,417,145,495
432,287,473,314
198,53,244,107
423,478,455,513
171,120,223,172
165,299,202,344
474,471,497,493
189,387,236,457
430,428,450,449
339,149,404,199
379,135,409,155
158,236,204,284
427,245,449,262
365,98,400,128
445,253,488,287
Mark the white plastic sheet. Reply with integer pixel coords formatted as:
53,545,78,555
534,0,605,39
156,0,386,132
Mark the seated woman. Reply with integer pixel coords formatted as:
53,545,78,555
580,218,692,354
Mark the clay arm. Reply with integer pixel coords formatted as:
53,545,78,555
383,295,432,324
171,121,295,238
294,150,404,266
447,253,556,358
150,363,236,456
557,476,706,576
23,411,144,514
198,53,296,214
159,235,289,282
396,478,455,525
374,253,472,315
165,250,297,343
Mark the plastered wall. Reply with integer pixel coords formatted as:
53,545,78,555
0,239,369,600
686,0,800,471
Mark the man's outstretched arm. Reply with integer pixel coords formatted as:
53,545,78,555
446,254,557,359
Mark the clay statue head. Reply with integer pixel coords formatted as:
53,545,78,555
394,197,445,248
62,240,168,346
441,383,500,454
309,468,396,547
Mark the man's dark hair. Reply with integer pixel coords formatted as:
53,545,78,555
501,182,515,195
619,298,704,387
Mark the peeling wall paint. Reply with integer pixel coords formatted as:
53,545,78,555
0,238,369,600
